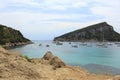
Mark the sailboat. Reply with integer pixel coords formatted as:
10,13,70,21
96,32,108,48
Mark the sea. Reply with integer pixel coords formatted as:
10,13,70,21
9,40,120,75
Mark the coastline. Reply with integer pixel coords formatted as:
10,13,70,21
0,46,120,80
1,41,33,49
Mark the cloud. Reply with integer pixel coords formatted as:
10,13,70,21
0,0,89,11
0,0,120,40
90,0,120,32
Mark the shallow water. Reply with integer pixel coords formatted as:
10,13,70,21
9,40,120,75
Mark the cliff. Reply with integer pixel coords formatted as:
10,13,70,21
0,24,32,47
54,22,120,42
0,46,119,80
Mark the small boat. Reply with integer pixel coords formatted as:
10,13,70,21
96,43,108,48
46,44,50,47
72,45,78,48
114,42,120,44
107,42,112,46
69,42,71,44
79,43,87,46
39,44,42,46
56,42,63,45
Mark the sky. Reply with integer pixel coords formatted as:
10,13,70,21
0,0,120,40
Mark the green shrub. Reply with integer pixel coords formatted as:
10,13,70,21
21,55,31,62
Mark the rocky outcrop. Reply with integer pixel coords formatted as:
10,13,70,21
54,22,120,42
0,46,119,80
0,24,32,48
43,51,66,69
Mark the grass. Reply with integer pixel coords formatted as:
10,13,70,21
21,55,31,62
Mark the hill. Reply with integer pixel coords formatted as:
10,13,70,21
54,22,120,42
0,24,32,47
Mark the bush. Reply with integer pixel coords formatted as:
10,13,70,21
21,55,31,62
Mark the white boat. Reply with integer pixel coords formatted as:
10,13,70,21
56,42,63,45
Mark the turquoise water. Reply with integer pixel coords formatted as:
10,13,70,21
10,41,120,75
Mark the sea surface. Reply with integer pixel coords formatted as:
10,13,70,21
9,40,120,75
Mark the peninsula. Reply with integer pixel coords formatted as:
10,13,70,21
0,24,32,48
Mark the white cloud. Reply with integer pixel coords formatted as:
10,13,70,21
90,0,120,33
0,0,88,10
0,0,120,40
0,11,91,39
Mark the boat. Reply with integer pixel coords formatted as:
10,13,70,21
114,42,120,44
39,44,42,46
46,44,50,47
96,32,108,48
56,42,63,45
69,42,71,44
72,45,78,48
79,43,87,46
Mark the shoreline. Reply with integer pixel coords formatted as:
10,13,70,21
1,41,33,49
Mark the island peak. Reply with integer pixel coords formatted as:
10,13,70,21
54,22,120,42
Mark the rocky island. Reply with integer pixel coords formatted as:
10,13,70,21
0,24,32,48
54,22,120,42
0,46,120,80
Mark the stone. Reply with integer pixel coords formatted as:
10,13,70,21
43,51,54,60
50,56,66,68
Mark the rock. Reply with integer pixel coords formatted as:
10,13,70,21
0,46,7,53
43,51,66,68
54,22,120,42
50,56,66,68
43,51,54,60
113,76,120,80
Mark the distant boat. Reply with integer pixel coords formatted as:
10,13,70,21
56,42,63,45
79,43,87,46
96,32,108,48
46,44,50,47
69,42,71,44
39,44,42,46
72,45,78,48
96,43,108,48
114,42,120,44
106,42,112,46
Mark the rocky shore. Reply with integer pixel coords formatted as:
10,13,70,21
0,46,120,80
1,41,33,49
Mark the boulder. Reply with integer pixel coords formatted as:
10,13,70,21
43,51,54,60
43,51,66,69
50,56,66,68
